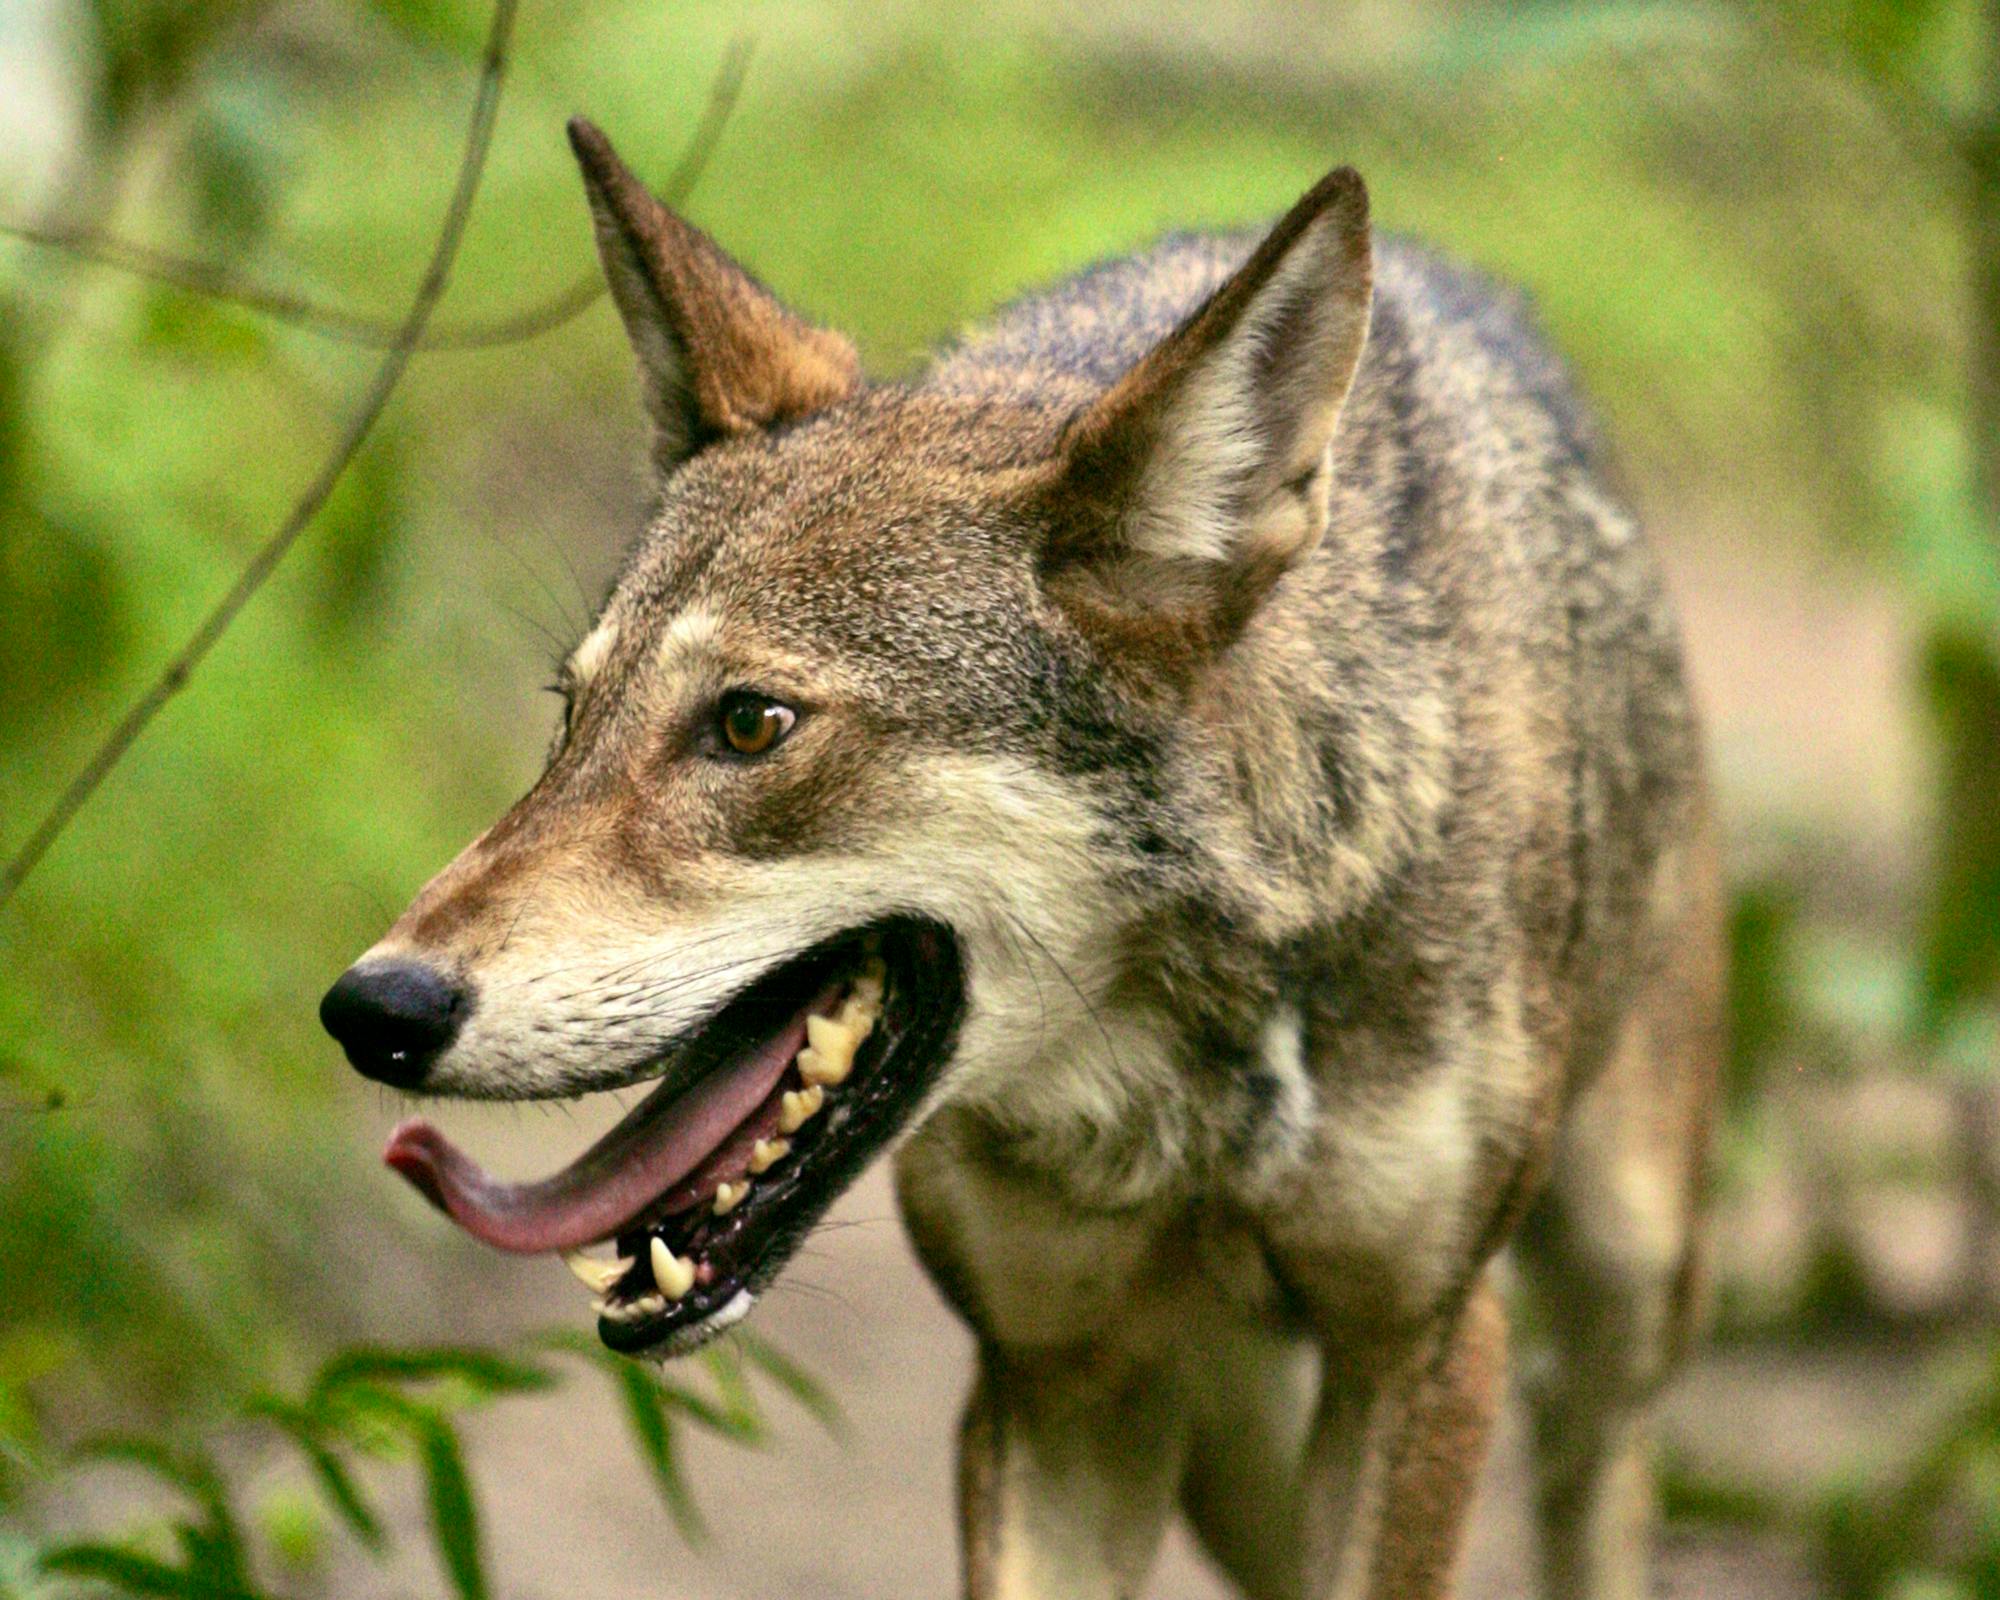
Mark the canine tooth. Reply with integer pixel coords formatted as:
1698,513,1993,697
637,1293,667,1315
779,1084,824,1132
649,1239,697,1300
749,1137,789,1173
563,1249,631,1295
712,1181,747,1215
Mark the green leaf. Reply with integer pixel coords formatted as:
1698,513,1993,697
39,1543,187,1596
607,1363,706,1543
294,1436,384,1552
305,1381,487,1595
695,1345,765,1446
69,1437,249,1584
734,1332,845,1439
1725,880,1799,1109
1918,626,2000,1032
539,1331,758,1444
37,1540,267,1599
411,1412,485,1600
313,1346,555,1403
243,1397,384,1550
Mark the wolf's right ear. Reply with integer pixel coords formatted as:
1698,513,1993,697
567,118,861,471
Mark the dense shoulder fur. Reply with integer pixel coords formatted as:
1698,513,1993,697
926,219,1703,1182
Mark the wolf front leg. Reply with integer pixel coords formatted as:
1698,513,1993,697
1299,1277,1508,1600
957,1345,1191,1600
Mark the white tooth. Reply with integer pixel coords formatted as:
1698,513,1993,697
779,1084,824,1132
563,1249,631,1295
712,1181,746,1215
749,1137,789,1173
637,1293,667,1315
649,1238,696,1300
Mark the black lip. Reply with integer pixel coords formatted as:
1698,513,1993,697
597,916,965,1356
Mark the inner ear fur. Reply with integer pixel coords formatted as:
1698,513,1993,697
1042,166,1374,646
567,117,861,470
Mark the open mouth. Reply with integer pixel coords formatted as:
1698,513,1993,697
381,916,964,1355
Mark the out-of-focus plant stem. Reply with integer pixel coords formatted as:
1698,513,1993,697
1971,0,2000,532
1949,0,2000,1316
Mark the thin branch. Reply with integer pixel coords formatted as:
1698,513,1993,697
0,0,528,909
0,35,751,351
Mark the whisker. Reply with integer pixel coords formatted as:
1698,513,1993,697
1006,911,1122,1073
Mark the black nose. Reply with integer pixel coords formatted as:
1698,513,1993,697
319,960,469,1088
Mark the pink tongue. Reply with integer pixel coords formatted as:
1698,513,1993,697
383,1010,813,1255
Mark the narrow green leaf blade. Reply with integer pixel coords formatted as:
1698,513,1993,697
243,1396,385,1549
413,1413,486,1600
37,1542,248,1598
609,1364,706,1544
314,1347,554,1403
735,1333,845,1439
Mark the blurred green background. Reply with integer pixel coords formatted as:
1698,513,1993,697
3,0,1999,1595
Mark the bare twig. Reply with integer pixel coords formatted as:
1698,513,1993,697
0,36,751,352
0,1,529,909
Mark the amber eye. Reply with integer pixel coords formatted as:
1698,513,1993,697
716,692,795,757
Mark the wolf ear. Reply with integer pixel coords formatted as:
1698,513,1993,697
1043,168,1372,646
567,118,861,470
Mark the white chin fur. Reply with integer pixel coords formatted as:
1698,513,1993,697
647,1290,756,1360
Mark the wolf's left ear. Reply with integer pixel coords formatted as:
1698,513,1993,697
567,118,861,470
1043,168,1372,645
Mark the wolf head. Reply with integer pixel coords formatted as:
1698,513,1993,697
320,117,1374,1354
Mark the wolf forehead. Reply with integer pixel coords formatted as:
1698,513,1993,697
582,388,1080,716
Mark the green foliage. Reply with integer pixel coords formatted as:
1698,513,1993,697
1816,1347,2000,1600
1726,879,1801,1112
1657,1446,1787,1531
15,1334,835,1600
1918,625,2000,1043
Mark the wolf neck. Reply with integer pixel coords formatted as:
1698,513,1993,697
935,229,1457,946
919,232,1461,1205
